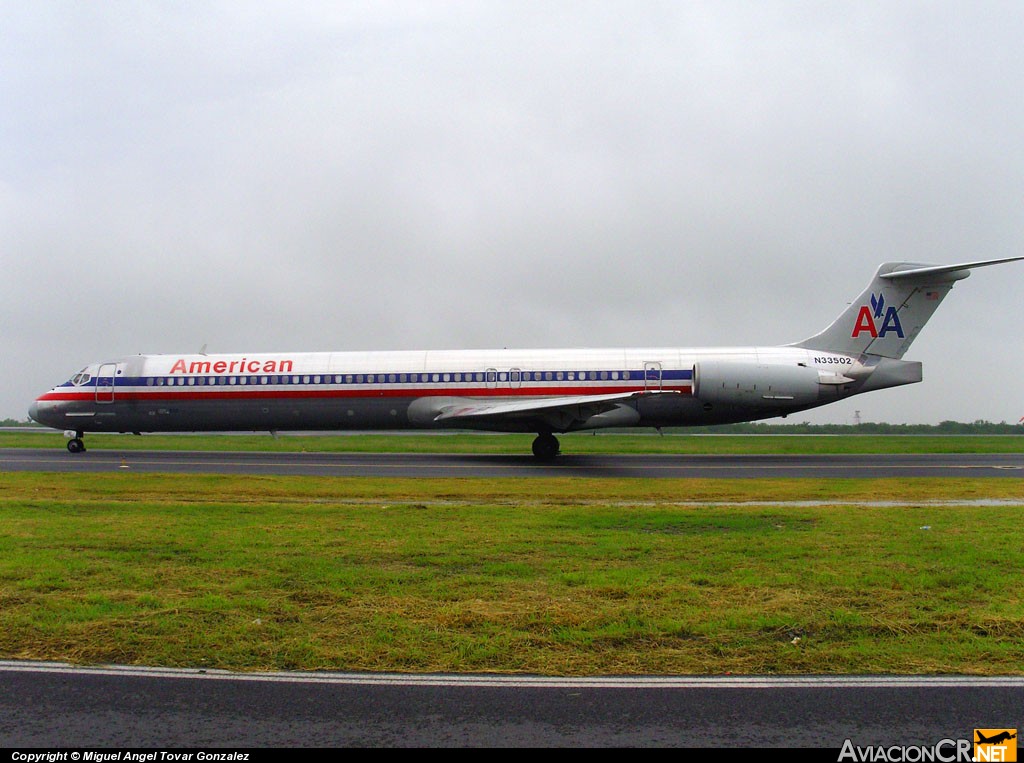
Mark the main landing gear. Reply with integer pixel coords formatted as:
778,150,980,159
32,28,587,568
531,432,560,460
66,431,86,453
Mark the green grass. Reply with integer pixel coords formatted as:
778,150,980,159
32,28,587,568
1,472,1023,674
4,430,1024,453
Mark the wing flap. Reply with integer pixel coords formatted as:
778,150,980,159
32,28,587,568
433,391,642,421
425,390,680,431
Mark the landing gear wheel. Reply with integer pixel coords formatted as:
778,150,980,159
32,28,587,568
531,433,560,460
67,438,86,454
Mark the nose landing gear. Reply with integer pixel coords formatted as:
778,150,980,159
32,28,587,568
66,431,86,453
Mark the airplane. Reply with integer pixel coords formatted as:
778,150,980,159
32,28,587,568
28,256,1024,457
976,731,1016,745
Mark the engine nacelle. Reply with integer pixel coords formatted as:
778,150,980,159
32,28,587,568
693,361,821,408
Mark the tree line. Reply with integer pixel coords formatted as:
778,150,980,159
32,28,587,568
668,420,1024,435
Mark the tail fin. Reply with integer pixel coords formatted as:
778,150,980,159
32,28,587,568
792,257,1024,358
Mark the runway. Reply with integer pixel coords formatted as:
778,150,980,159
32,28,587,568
2,661,1023,747
2,447,1023,478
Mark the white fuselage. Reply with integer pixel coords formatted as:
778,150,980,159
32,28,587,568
30,257,1022,455
29,345,869,436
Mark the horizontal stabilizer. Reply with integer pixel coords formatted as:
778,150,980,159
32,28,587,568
880,256,1024,281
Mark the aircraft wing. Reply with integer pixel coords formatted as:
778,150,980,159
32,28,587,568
429,390,680,431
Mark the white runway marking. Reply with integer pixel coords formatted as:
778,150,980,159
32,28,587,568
2,660,1023,689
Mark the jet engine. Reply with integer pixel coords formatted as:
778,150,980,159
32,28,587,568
693,361,822,408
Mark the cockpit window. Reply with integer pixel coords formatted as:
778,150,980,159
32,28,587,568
70,369,92,386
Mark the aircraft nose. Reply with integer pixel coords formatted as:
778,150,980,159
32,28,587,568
28,401,39,423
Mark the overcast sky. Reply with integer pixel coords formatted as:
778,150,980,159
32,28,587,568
4,2,1024,425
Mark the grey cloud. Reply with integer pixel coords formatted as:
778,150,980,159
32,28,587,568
4,2,1023,425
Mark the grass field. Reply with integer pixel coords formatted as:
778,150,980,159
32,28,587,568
1,467,1022,675
4,430,1024,454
